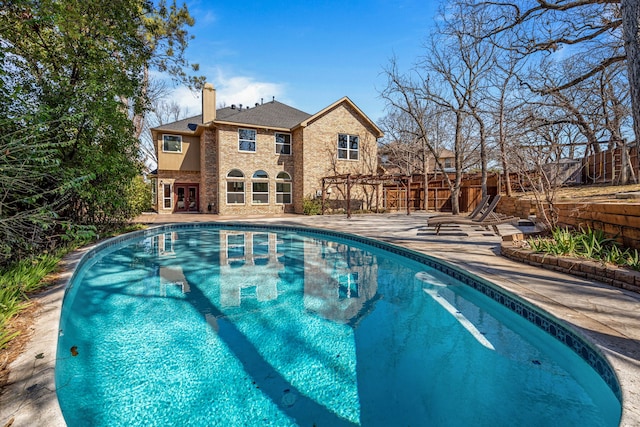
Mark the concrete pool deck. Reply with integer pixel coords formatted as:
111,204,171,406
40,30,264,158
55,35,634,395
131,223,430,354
2,212,640,426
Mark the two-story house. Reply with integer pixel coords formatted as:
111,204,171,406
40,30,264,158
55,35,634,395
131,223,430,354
151,83,383,215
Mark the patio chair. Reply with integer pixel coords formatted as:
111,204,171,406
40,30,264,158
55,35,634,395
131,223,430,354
428,194,503,227
432,215,519,236
428,195,519,235
427,194,491,224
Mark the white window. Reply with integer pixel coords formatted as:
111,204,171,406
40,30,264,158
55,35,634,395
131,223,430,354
339,272,359,299
252,170,269,204
252,233,270,266
275,132,291,155
226,169,245,204
163,233,174,253
239,129,256,152
338,134,359,160
151,178,157,205
163,183,172,209
162,135,182,152
276,171,292,204
444,158,453,169
227,233,246,267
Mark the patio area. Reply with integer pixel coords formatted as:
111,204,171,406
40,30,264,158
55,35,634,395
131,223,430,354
2,212,640,426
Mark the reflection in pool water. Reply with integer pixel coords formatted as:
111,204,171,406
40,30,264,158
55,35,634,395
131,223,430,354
56,226,621,426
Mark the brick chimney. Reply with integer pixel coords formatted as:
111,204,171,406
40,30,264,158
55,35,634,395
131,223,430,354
202,83,216,123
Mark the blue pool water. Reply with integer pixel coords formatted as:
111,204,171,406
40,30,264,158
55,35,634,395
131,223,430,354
56,225,621,426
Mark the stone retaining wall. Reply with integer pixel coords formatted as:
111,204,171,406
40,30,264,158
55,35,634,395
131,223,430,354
501,242,640,294
497,197,640,249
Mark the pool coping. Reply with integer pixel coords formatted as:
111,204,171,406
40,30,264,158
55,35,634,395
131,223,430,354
2,216,639,426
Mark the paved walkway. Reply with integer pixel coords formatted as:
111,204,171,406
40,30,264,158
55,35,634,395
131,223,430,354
2,212,640,426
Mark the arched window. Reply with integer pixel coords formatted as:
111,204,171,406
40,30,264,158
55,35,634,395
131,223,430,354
252,170,269,204
276,171,292,204
226,169,245,204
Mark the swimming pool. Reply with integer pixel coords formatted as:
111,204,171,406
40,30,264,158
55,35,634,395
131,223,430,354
56,224,621,426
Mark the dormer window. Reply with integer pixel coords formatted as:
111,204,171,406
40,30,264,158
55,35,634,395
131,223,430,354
162,135,182,152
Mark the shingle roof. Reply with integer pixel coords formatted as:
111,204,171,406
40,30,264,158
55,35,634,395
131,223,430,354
152,100,312,133
154,115,202,133
216,101,311,128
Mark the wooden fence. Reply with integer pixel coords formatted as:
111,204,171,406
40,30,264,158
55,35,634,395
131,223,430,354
383,173,499,213
582,146,638,184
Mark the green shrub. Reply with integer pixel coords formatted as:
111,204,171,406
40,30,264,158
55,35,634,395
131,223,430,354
526,226,638,270
549,227,578,256
576,227,613,259
625,249,640,271
0,253,62,349
303,197,322,215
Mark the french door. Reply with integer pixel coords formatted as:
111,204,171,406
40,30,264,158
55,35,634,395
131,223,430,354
174,184,199,212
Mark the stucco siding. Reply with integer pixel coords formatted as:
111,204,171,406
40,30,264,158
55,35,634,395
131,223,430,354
157,134,201,171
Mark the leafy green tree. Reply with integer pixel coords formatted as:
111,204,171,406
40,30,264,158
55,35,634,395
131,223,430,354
0,0,200,266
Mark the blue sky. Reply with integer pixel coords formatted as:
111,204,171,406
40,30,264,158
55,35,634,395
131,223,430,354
164,0,440,123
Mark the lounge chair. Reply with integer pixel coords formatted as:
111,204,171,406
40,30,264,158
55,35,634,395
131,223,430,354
428,194,503,226
427,194,490,224
432,215,519,236
428,195,518,235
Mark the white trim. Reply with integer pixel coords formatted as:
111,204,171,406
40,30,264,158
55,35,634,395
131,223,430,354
337,133,359,161
275,132,292,155
162,183,172,209
151,178,157,206
275,171,292,205
238,128,257,152
226,169,246,205
226,180,245,205
295,96,384,139
162,134,183,153
251,173,269,204
226,232,246,266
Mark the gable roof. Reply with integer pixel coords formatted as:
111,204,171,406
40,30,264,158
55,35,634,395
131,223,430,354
298,97,384,138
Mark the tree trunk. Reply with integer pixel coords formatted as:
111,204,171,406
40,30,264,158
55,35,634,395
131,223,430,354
622,0,640,155
422,138,429,211
452,113,464,215
499,107,512,196
475,111,488,197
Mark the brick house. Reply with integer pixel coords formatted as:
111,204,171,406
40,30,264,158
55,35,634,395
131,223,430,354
150,83,384,215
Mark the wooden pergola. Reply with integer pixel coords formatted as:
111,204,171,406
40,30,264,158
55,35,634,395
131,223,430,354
320,173,415,218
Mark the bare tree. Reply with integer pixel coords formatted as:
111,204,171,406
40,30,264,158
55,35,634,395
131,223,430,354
380,57,468,211
379,110,425,175
381,1,499,214
440,2,499,198
482,28,530,197
473,0,640,158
